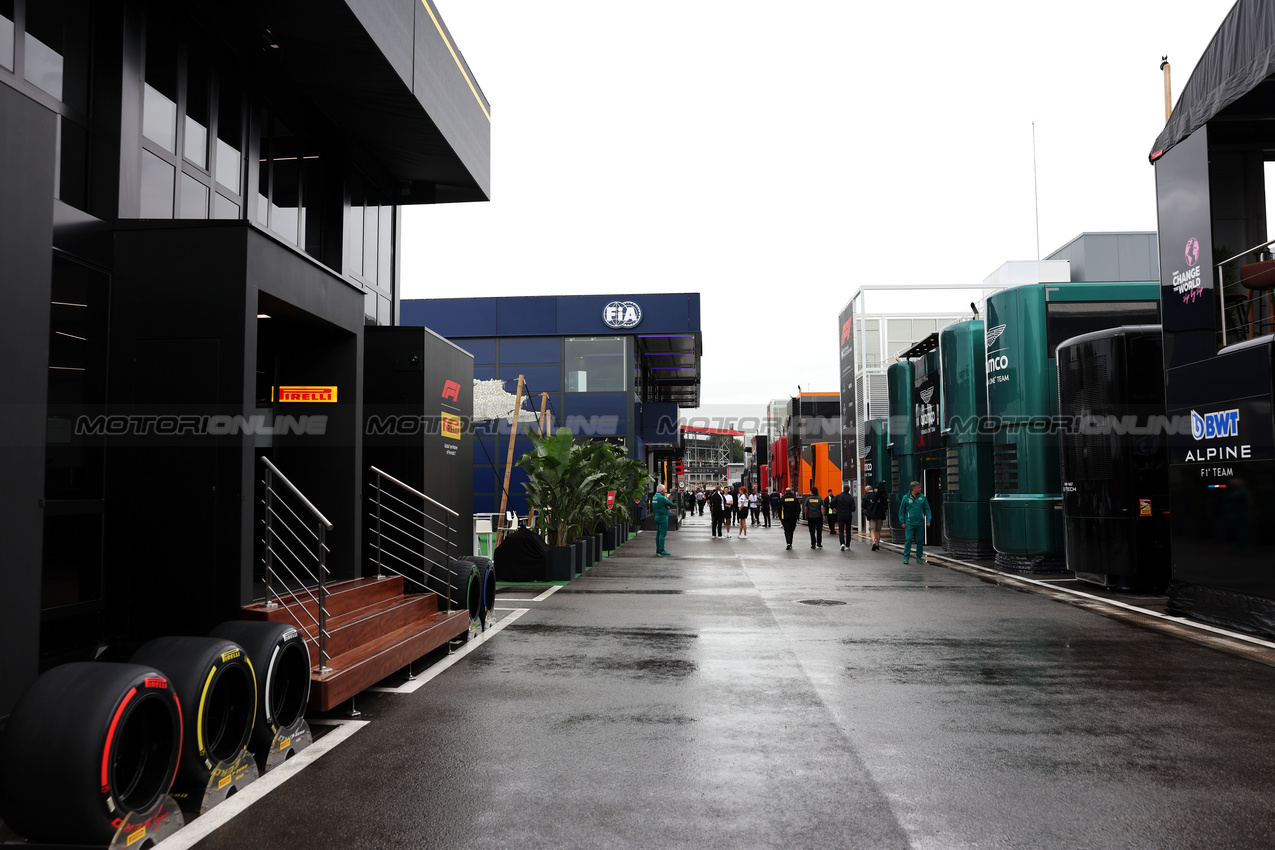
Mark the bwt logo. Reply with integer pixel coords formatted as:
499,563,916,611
1190,408,1239,440
441,380,460,401
841,317,852,344
603,301,642,329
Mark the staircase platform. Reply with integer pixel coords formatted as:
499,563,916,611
242,576,472,711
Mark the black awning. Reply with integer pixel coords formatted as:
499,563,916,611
1150,0,1275,163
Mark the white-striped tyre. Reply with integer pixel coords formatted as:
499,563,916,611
208,621,310,758
0,662,182,844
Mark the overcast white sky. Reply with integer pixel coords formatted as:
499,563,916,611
403,0,1238,426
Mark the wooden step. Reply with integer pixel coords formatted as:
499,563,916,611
309,609,472,710
312,593,442,667
242,575,406,626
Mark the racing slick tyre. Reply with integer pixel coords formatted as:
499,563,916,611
131,636,257,789
208,621,310,757
429,557,482,632
460,555,497,630
0,662,182,844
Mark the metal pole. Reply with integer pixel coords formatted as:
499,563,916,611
496,374,525,545
374,474,384,580
1161,57,1172,123
317,523,331,673
263,467,276,608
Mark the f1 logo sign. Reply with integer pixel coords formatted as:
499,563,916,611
441,380,460,402
841,318,852,344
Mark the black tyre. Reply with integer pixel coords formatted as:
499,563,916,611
429,557,481,629
208,621,311,756
460,555,496,629
131,636,257,789
0,662,182,845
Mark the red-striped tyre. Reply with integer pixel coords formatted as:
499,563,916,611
208,621,310,757
0,662,182,844
131,637,257,789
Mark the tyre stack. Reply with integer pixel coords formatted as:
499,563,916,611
460,554,497,629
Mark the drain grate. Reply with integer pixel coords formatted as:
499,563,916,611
798,599,847,606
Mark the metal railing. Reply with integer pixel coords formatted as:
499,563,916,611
368,467,458,610
1218,239,1275,347
260,456,334,673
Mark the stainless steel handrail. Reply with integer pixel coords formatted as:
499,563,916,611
370,466,459,517
261,456,334,672
369,467,456,613
1217,237,1275,347
262,456,334,529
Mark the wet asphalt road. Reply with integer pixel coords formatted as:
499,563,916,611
192,514,1275,849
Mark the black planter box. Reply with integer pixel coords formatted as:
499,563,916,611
572,539,586,574
548,545,575,581
603,526,618,551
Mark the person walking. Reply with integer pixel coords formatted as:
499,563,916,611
737,486,750,537
760,488,772,527
722,487,734,538
824,489,837,540
803,488,824,549
833,485,857,550
749,489,761,525
652,483,675,557
779,487,802,550
696,488,706,516
899,480,932,564
863,482,888,550
709,486,725,537
769,489,781,523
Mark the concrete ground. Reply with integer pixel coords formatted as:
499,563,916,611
181,512,1275,850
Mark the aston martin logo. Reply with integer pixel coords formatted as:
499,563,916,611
985,324,1006,348
920,388,935,404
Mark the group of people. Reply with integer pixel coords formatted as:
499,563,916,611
658,479,933,564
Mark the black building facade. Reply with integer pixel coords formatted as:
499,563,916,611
0,0,489,717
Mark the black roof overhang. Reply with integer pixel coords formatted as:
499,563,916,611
1150,0,1275,163
191,0,490,203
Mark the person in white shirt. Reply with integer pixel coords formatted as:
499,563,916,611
722,487,734,538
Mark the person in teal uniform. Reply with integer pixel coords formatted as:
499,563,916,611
899,480,931,564
652,483,675,557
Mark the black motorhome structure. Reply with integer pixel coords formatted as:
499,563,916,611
1150,0,1275,635
0,0,489,727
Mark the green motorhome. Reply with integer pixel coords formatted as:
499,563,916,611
985,281,1160,572
940,319,995,559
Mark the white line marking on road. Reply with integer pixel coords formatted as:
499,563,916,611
367,607,530,694
884,542,1275,652
151,718,369,850
533,584,562,602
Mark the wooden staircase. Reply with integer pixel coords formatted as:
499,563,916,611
241,575,471,710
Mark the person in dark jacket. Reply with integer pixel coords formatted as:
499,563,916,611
863,482,888,550
779,488,802,550
899,480,932,564
760,488,771,527
803,490,824,549
833,485,857,550
709,485,725,538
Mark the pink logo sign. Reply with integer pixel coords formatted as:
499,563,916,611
1185,238,1200,267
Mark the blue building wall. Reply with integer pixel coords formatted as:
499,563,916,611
401,295,700,516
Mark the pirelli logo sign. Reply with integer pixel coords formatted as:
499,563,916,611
276,386,338,403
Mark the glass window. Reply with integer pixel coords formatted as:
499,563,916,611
213,192,239,220
347,201,364,277
565,337,625,392
178,172,208,219
378,205,393,290
377,295,391,326
142,19,178,153
24,0,65,100
302,156,324,258
364,290,377,325
0,0,13,71
1045,300,1161,354
184,50,210,169
215,77,242,193
139,149,174,218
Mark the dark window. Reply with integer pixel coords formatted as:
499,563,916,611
59,116,88,209
142,16,178,153
1045,301,1161,355
24,0,64,100
184,48,210,169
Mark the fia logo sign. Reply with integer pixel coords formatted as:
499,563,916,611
603,301,642,329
